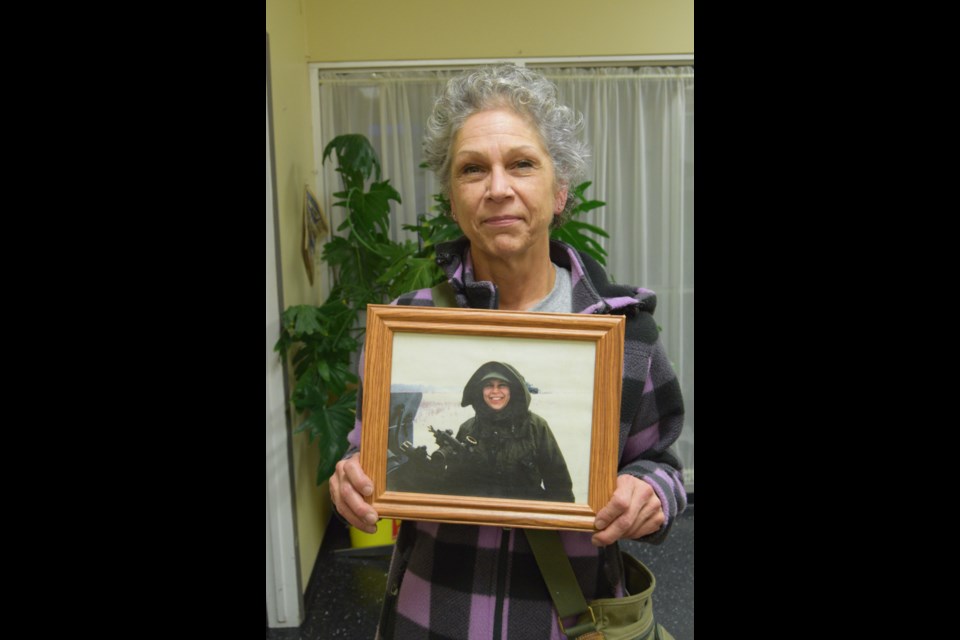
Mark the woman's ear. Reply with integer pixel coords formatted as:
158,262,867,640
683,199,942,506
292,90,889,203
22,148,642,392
554,185,569,214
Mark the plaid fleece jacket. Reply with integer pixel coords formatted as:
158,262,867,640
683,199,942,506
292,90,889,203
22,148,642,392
345,238,686,640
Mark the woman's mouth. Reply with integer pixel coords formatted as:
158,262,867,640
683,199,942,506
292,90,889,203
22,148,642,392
483,216,521,227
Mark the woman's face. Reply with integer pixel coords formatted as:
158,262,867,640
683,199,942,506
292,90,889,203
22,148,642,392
448,108,568,263
482,379,511,411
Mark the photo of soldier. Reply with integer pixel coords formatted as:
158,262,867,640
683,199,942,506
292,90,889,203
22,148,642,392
390,360,575,502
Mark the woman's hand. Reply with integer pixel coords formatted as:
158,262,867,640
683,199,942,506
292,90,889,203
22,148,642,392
591,474,664,546
329,454,380,533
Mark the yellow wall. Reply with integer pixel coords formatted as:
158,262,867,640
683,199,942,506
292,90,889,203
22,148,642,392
304,0,693,62
267,0,331,594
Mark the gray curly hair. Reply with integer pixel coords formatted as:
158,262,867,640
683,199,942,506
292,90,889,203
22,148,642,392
422,64,589,224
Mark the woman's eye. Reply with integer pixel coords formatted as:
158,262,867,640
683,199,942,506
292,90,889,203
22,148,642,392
461,165,482,174
514,159,535,169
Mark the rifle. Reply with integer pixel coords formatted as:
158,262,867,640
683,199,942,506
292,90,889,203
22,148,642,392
426,426,478,466
399,426,478,469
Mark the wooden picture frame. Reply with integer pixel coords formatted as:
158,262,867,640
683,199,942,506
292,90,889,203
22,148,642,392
359,304,624,532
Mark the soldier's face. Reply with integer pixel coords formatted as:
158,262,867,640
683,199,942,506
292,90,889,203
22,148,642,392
482,380,511,411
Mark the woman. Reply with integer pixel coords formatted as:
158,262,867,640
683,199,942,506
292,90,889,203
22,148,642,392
331,64,686,639
442,361,575,503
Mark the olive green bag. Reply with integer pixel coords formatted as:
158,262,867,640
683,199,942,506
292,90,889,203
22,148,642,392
525,529,675,640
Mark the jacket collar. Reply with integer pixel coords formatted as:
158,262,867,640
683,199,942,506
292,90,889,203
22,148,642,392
434,236,652,316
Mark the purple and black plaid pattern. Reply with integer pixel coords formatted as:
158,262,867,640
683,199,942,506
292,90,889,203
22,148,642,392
388,524,621,640
347,238,686,639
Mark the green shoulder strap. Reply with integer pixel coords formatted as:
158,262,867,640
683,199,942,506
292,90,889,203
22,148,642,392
430,281,458,308
524,528,601,639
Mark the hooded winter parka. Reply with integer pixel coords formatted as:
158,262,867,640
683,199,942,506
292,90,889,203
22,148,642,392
448,361,575,503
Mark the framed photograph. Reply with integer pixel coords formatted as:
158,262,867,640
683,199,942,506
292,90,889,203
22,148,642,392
301,185,329,284
359,304,624,532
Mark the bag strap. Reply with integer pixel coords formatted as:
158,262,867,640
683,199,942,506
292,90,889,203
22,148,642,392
524,528,601,639
430,281,458,308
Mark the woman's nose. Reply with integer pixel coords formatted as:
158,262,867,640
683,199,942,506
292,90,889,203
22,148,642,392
487,165,513,200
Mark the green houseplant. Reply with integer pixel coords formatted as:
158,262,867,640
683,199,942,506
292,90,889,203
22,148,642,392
274,134,404,486
275,133,608,489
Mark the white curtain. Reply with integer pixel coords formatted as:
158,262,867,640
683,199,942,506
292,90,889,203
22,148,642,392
317,70,460,241
546,67,694,493
316,65,694,492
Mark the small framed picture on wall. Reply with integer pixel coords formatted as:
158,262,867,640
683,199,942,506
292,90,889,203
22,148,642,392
301,185,329,284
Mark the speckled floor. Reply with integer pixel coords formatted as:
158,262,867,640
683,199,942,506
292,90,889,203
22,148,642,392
277,503,693,640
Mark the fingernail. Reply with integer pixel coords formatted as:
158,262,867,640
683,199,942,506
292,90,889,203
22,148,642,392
591,537,603,547
362,485,373,496
595,519,607,530
364,513,378,525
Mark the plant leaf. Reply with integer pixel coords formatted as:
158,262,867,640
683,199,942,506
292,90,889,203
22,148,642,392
574,199,605,213
312,392,357,483
322,134,382,183
561,220,610,238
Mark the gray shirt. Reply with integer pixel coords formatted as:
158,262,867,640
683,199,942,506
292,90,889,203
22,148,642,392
527,264,573,313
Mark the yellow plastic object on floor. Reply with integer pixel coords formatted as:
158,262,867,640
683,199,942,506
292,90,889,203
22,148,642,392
350,519,401,548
